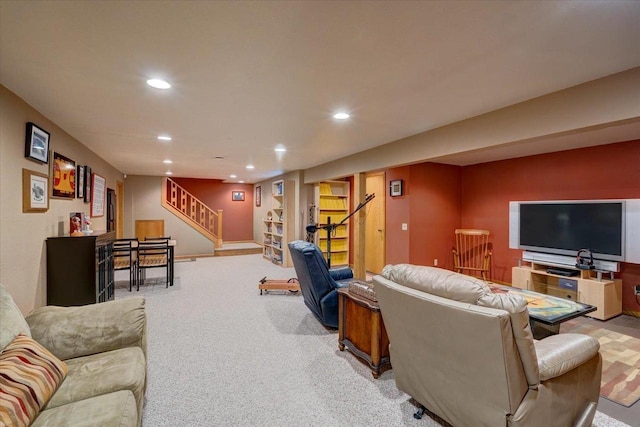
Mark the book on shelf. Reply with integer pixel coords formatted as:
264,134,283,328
319,182,331,194
273,182,283,196
319,198,346,210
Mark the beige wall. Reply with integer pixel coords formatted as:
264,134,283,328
123,175,213,256
0,86,124,313
304,67,640,183
253,170,313,244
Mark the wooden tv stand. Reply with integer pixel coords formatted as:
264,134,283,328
512,263,622,320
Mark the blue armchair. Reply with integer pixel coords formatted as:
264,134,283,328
287,240,354,328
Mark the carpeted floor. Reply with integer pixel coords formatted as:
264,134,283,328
115,254,630,426
562,319,640,408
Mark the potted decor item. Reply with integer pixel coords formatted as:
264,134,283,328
83,217,93,235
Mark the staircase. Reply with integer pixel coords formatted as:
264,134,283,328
214,242,263,257
162,177,223,249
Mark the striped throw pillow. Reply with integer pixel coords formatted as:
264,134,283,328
0,333,68,427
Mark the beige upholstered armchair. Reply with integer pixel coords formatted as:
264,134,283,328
1,284,147,427
374,265,602,427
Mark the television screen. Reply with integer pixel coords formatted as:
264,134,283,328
519,201,625,261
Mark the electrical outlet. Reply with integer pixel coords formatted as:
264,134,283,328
401,223,408,231
635,285,640,295
434,259,438,266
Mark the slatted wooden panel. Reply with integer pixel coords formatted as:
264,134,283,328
161,178,223,247
453,229,491,280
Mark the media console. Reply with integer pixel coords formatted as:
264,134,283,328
512,261,622,321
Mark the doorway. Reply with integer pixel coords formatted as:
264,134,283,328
107,188,116,232
365,173,386,274
116,181,124,238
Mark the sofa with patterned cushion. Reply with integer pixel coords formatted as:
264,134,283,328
0,284,146,427
374,264,602,427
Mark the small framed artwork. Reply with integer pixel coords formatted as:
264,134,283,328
91,173,106,217
389,179,403,197
232,191,245,201
69,212,85,236
22,168,49,213
25,122,50,164
84,165,92,203
255,186,261,207
51,152,76,199
76,165,85,199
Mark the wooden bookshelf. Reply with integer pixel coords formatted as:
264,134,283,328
315,180,350,267
263,180,294,267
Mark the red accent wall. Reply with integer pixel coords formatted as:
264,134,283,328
385,163,462,268
386,166,411,265
172,178,254,242
460,139,640,313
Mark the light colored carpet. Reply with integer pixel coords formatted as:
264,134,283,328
115,255,629,426
562,319,640,407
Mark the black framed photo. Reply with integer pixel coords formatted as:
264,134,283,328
232,191,245,201
25,122,50,164
76,165,85,199
390,179,403,197
51,152,76,199
84,165,92,203
255,186,261,207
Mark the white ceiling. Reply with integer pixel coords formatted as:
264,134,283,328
1,1,639,182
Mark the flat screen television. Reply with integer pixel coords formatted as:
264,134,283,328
518,200,625,262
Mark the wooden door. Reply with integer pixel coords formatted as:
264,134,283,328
116,181,124,238
365,173,385,274
106,189,116,232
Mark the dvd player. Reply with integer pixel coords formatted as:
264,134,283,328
546,267,580,277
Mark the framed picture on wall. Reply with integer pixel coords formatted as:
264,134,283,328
232,191,245,201
76,165,85,199
389,179,403,197
255,186,261,207
24,122,50,164
51,152,76,199
22,169,49,213
90,173,106,217
84,165,92,203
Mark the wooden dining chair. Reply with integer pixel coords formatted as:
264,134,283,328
144,236,173,286
452,229,492,281
137,240,171,288
113,238,138,291
144,236,171,242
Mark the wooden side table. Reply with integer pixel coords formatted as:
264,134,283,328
337,287,391,378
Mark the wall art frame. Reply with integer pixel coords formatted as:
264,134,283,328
389,179,403,197
91,173,106,217
51,151,76,199
84,165,92,203
22,168,49,213
255,186,261,207
24,122,50,164
232,191,245,201
76,165,85,199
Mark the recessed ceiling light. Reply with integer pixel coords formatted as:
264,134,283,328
229,174,237,178
165,171,173,175
147,79,171,89
333,112,350,120
239,180,245,183
157,135,172,141
274,147,286,152
163,160,172,164
246,165,255,170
